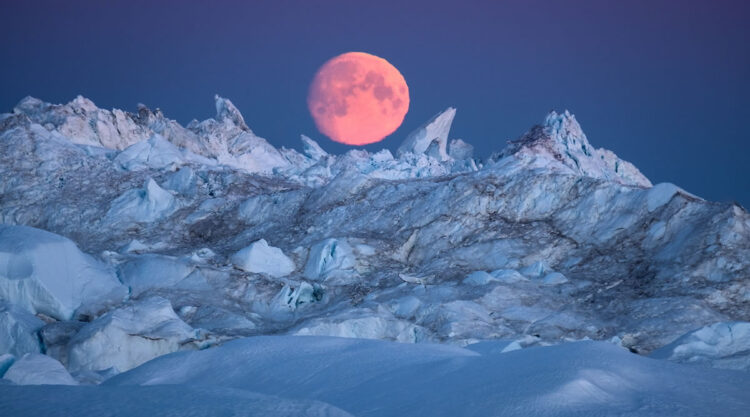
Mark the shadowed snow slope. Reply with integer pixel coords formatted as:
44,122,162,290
3,353,76,386
0,384,353,417
107,336,750,417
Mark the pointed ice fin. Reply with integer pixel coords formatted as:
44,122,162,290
144,178,177,215
543,110,592,153
301,134,328,161
214,95,249,131
397,107,456,161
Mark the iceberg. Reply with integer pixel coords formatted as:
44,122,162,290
303,238,356,282
0,95,748,415
105,178,179,223
231,239,295,278
0,225,126,320
67,297,196,373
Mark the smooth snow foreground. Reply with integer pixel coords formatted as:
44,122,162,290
0,385,353,417
1,336,747,417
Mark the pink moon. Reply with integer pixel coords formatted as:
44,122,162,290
307,52,410,146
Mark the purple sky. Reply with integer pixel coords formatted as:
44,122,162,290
2,0,749,206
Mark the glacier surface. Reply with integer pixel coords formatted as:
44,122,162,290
0,95,749,415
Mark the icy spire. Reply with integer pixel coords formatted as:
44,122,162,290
498,110,652,188
214,95,249,131
105,178,178,223
300,134,328,161
543,110,591,154
397,107,456,161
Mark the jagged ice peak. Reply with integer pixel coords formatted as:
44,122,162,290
3,95,652,188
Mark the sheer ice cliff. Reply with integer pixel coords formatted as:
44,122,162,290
0,96,749,415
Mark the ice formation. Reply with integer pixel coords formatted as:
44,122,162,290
651,321,750,370
113,134,213,171
303,238,357,282
494,110,652,187
397,107,456,161
105,178,179,223
0,225,126,320
0,95,748,414
66,297,196,373
3,353,77,386
0,302,44,356
231,239,295,278
116,254,202,296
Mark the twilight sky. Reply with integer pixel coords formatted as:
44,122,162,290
2,0,749,206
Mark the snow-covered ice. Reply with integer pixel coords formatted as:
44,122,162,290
0,302,43,356
105,178,179,223
117,253,206,296
0,225,126,320
397,107,455,161
645,182,692,212
300,134,329,161
651,321,750,371
0,354,14,377
105,335,750,417
463,270,497,286
0,95,748,415
66,297,197,373
0,384,354,417
304,238,357,282
3,353,77,386
293,312,421,342
231,239,296,277
448,138,474,160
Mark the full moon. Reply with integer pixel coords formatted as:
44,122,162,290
308,52,409,146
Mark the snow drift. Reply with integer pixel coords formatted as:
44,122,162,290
106,335,750,417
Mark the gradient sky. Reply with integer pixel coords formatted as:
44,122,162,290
2,0,749,206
